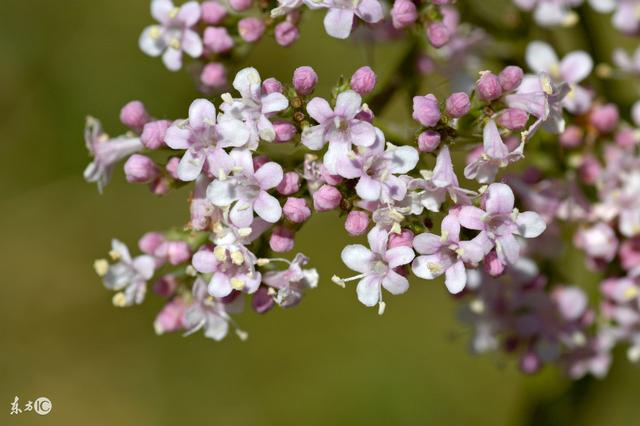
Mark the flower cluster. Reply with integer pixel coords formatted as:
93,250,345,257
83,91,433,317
84,0,640,380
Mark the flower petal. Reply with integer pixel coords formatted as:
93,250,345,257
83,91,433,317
356,275,380,307
335,90,362,118
459,206,486,230
382,270,409,295
384,246,415,268
323,8,355,39
189,99,216,129
560,51,593,84
209,272,233,297
254,162,284,189
177,148,206,181
516,211,546,238
526,41,559,75
341,244,374,274
306,97,334,123
485,183,515,215
301,125,326,150
356,175,382,201
413,233,442,255
444,260,466,294
253,191,282,223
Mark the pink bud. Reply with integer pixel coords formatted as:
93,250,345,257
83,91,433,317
445,92,470,118
313,185,342,211
389,229,414,248
391,0,418,29
483,250,505,277
412,94,440,127
252,155,270,170
201,1,227,24
615,128,637,149
139,232,166,254
153,299,186,334
203,27,234,53
417,55,436,75
124,154,159,183
590,103,619,133
519,352,541,374
350,66,377,95
273,120,296,142
262,78,283,94
417,130,441,152
319,166,343,185
559,125,583,148
269,226,295,252
620,237,640,271
476,72,502,101
496,108,529,130
153,275,178,297
166,157,180,180
274,21,300,47
283,197,311,223
252,286,275,314
120,101,150,131
155,241,192,265
277,172,300,195
426,22,450,48
150,178,169,196
229,0,252,11
293,66,318,95
578,154,602,184
498,66,523,92
345,211,369,236
238,17,265,42
141,120,171,149
200,62,227,88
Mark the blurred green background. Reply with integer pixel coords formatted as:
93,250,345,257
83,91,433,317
2,1,639,425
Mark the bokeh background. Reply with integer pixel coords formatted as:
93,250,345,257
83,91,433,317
2,1,639,425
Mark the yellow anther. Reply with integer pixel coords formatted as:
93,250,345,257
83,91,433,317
238,227,252,237
231,277,245,290
230,251,244,265
624,286,639,301
109,250,121,261
427,262,443,275
256,258,270,266
93,259,109,277
112,292,127,307
214,246,227,261
168,7,180,19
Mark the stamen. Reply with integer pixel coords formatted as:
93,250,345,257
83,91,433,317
108,250,121,261
112,292,127,307
93,259,109,277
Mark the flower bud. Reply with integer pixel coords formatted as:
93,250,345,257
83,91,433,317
519,352,541,374
141,120,171,149
120,101,150,131
445,92,470,118
483,250,505,277
476,72,502,101
417,130,441,152
262,78,283,94
155,241,191,265
124,154,159,183
417,55,436,75
615,128,638,149
412,94,440,127
139,232,166,255
559,125,583,148
283,197,311,223
345,211,369,236
590,103,619,133
166,157,180,180
391,0,418,29
200,62,227,88
154,299,186,335
293,66,318,95
620,237,640,271
201,1,227,24
229,0,252,11
203,27,233,53
238,17,265,42
350,66,377,95
389,229,414,248
273,120,296,143
150,178,169,196
313,184,342,211
497,108,529,130
277,172,300,195
269,226,295,252
252,286,275,314
577,154,602,185
498,66,523,92
426,22,450,48
274,21,299,47
153,275,178,297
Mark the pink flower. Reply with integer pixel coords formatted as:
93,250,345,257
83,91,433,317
391,0,417,29
154,298,187,334
206,150,283,227
262,253,318,308
336,226,415,313
574,222,618,264
412,94,441,127
412,214,485,293
458,183,546,266
345,210,369,235
83,117,143,192
139,0,203,71
165,99,250,181
464,119,524,183
203,27,234,53
301,90,377,173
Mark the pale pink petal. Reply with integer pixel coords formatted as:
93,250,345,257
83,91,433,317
560,51,593,84
306,97,334,123
262,92,289,114
230,201,254,227
356,0,384,23
412,253,451,279
356,175,382,201
526,41,559,75
177,148,206,181
367,225,389,255
178,1,202,27
485,183,515,215
444,260,466,294
165,125,191,149
496,233,520,265
335,90,362,118
483,120,509,159
254,162,284,189
301,125,326,150
441,214,461,242
323,8,355,39
253,191,282,223
412,233,442,255
382,270,409,295
341,244,375,273
458,206,486,230
516,211,546,238
384,246,415,268
192,249,217,273
356,275,381,306
209,272,233,297
188,99,216,129
350,121,377,147
162,47,182,71
139,26,164,56
151,0,173,24
182,30,203,58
